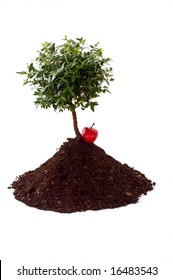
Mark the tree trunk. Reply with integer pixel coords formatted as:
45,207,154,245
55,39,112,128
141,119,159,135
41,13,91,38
72,110,81,138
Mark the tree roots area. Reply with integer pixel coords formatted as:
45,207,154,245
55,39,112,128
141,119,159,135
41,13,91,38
9,138,155,213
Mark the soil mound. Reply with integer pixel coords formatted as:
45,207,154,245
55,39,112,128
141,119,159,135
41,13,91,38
9,138,155,213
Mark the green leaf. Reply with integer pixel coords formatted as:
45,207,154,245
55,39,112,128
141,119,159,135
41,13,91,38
90,104,95,112
51,74,57,82
16,71,27,75
55,63,65,74
90,101,98,112
28,63,35,72
69,103,76,111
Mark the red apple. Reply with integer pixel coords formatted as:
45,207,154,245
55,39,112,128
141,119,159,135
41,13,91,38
82,123,98,143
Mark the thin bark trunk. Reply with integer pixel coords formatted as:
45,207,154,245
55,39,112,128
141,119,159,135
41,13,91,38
72,110,81,138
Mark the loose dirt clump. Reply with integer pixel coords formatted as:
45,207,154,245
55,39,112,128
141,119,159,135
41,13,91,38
9,138,155,213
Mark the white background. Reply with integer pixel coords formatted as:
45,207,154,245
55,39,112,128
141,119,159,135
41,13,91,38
0,0,173,279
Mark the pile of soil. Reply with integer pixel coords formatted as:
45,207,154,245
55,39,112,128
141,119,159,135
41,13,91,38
9,137,155,213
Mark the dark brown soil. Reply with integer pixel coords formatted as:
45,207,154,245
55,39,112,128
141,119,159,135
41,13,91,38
9,137,155,213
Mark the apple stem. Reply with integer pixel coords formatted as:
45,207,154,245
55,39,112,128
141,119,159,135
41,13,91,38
90,123,95,129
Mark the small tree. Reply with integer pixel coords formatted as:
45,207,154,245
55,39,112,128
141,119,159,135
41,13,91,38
18,36,114,138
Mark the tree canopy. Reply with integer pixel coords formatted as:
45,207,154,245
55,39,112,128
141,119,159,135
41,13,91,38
18,36,114,113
